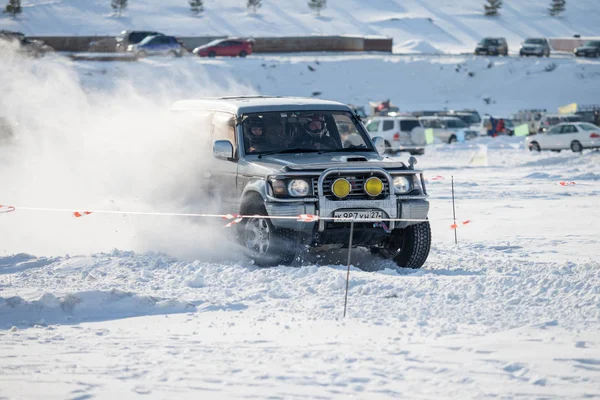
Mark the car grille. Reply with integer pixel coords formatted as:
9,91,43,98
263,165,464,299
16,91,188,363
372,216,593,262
313,174,390,200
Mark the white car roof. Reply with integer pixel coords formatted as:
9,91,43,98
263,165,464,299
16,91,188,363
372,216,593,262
171,96,351,115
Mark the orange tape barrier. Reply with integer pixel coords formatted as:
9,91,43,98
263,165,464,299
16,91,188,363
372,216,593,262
73,211,92,218
450,220,471,230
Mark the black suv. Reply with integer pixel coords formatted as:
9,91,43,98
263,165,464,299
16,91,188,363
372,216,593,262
116,30,165,52
574,40,600,58
475,37,508,56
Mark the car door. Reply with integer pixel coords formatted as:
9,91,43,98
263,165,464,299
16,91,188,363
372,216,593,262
542,125,562,149
210,112,239,212
557,124,577,149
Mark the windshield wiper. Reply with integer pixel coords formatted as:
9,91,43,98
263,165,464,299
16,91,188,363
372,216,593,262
257,148,322,158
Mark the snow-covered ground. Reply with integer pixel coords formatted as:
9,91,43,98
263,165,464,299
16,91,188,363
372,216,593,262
1,45,600,398
1,0,599,53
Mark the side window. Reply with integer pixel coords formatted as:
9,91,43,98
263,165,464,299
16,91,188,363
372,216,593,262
212,112,237,147
548,126,561,134
382,120,394,131
365,120,380,133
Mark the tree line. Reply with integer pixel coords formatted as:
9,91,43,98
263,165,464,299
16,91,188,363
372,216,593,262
3,0,567,19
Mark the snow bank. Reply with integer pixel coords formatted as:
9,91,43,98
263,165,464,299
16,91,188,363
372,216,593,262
0,289,194,327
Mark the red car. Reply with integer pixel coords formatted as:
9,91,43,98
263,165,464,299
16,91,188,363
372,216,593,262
192,38,254,58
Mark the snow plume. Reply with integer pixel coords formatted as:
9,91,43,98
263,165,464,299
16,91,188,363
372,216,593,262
0,45,256,260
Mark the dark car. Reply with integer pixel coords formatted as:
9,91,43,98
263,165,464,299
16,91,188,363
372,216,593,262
519,38,551,57
475,37,508,56
574,40,600,58
116,30,165,52
0,30,53,57
192,38,253,57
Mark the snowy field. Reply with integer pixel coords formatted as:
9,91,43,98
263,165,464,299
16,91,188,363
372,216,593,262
1,47,600,398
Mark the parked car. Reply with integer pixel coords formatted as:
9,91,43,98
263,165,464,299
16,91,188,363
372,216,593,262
438,109,482,128
116,30,165,52
525,122,600,152
0,116,15,143
192,38,253,57
170,96,432,268
127,35,185,58
574,40,600,58
364,115,426,155
0,30,53,57
519,38,551,57
419,116,479,143
475,37,508,56
537,113,582,133
510,108,545,135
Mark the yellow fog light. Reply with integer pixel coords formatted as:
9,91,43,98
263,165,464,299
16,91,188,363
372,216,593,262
364,177,383,197
332,178,351,198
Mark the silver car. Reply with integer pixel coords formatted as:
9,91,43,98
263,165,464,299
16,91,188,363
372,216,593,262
171,96,432,268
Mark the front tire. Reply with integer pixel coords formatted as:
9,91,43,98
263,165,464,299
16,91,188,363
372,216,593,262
239,50,247,57
239,198,299,266
529,141,541,152
374,222,431,269
208,51,216,58
448,135,457,144
571,140,583,153
136,50,147,59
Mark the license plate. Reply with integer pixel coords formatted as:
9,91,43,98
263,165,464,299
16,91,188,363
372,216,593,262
333,209,383,222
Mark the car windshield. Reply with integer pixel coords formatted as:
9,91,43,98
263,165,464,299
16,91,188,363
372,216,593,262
585,41,600,47
504,119,514,128
242,111,374,155
204,39,225,47
525,39,544,45
564,116,582,122
578,123,600,131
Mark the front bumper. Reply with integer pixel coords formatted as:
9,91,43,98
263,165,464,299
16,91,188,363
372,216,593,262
265,167,430,240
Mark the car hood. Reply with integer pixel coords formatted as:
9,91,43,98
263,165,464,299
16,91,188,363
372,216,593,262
247,152,409,173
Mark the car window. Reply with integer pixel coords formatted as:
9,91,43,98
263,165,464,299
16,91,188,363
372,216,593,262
559,125,575,134
399,120,420,132
365,120,380,133
212,112,236,144
578,123,600,131
382,120,394,131
548,125,562,134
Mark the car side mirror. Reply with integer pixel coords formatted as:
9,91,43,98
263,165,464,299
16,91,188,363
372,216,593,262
213,140,234,161
372,136,386,155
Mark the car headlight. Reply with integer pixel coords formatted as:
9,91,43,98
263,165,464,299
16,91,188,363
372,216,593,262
288,179,310,197
393,176,412,194
127,45,134,51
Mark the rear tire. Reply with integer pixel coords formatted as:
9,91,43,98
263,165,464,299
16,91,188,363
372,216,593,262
239,51,247,57
571,141,583,153
448,135,457,144
374,222,431,269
